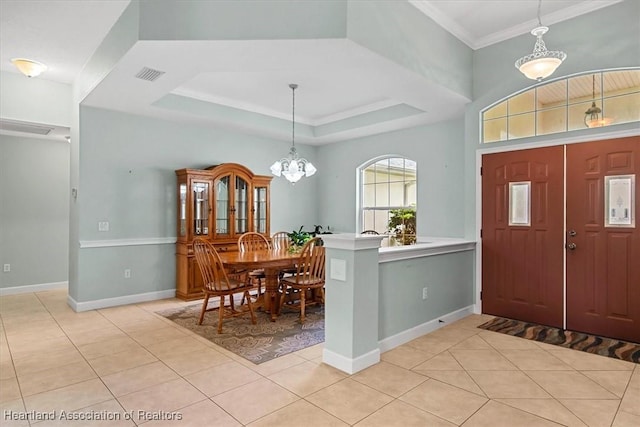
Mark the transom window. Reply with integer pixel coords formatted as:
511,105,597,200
359,156,417,245
482,68,640,143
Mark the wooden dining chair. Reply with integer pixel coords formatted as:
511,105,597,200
192,238,256,333
271,231,292,251
279,237,325,323
238,232,271,297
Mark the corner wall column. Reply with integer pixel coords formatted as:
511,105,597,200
321,233,384,374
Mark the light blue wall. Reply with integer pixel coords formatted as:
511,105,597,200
316,117,466,237
379,251,474,339
0,135,70,288
73,106,319,302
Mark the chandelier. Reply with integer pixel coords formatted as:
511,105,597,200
270,84,316,184
584,74,613,128
515,0,566,81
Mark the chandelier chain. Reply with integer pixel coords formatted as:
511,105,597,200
537,0,542,26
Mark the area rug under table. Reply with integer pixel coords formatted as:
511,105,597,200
156,303,324,364
478,317,639,364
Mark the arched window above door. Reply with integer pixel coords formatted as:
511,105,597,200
482,68,640,144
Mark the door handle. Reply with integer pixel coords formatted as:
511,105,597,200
568,229,577,237
567,243,577,250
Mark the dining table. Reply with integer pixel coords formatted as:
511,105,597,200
217,248,301,321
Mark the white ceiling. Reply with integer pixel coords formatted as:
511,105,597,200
0,0,623,144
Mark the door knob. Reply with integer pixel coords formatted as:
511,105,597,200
568,229,577,237
567,243,577,250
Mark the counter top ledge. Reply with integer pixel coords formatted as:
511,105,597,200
378,237,476,263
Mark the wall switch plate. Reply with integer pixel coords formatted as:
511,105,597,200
124,269,131,279
98,221,110,232
422,287,428,300
330,258,347,281
3,264,10,272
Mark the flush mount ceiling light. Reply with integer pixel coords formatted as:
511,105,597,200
11,58,48,78
585,74,613,128
515,0,566,81
270,84,316,184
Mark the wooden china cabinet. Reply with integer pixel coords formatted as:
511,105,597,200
175,163,271,300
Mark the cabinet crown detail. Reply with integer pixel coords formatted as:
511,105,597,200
175,163,272,300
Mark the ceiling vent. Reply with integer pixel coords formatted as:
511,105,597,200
135,66,166,82
0,119,53,135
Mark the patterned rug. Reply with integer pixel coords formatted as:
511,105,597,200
156,303,324,364
478,317,639,363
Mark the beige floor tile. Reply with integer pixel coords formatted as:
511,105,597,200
450,335,492,350
468,370,551,399
13,347,84,377
612,410,640,427
355,400,456,427
77,336,142,360
293,343,323,360
413,351,464,371
9,336,76,361
127,326,188,346
450,349,519,371
23,378,113,413
497,399,587,427
88,346,157,377
117,378,206,422
429,325,480,342
0,376,22,403
306,378,394,425
160,347,232,376
2,319,59,335
18,359,96,397
240,353,308,377
351,361,427,398
581,370,632,397
405,336,460,355
248,399,347,427
269,360,348,397
399,379,487,425
499,349,574,371
213,378,299,425
478,331,540,350
0,360,16,380
526,371,619,399
183,360,262,397
141,399,241,427
143,336,210,359
418,370,486,396
0,398,29,427
57,316,115,334
64,325,127,346
380,345,434,369
118,319,178,335
101,361,180,397
547,348,636,371
560,399,620,427
462,400,563,426
618,367,640,416
447,314,496,330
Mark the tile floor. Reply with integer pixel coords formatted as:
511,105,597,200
0,289,638,426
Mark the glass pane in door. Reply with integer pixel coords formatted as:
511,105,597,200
192,181,209,236
179,183,187,237
235,176,248,234
254,186,267,233
216,177,229,234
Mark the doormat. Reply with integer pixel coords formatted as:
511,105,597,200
477,317,639,364
156,303,324,364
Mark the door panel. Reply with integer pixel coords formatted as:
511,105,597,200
482,146,565,327
566,137,640,342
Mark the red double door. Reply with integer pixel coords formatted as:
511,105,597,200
482,136,640,343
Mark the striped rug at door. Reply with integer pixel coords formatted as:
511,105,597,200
478,317,639,364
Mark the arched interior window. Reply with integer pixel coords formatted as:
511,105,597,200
359,156,417,246
482,68,640,143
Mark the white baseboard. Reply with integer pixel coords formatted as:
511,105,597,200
67,289,176,312
0,281,68,296
322,348,380,375
378,305,474,353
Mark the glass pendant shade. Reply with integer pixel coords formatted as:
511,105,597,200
271,84,316,184
11,58,47,78
515,26,566,81
584,74,613,128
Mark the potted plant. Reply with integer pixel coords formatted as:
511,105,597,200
287,226,312,253
387,207,416,245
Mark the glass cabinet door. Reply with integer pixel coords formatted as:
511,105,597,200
215,176,230,236
179,183,187,237
192,181,210,236
235,176,249,234
254,186,268,233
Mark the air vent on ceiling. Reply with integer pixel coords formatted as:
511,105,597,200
135,66,166,82
0,119,54,135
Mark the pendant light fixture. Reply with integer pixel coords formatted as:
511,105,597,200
270,84,316,184
515,0,566,81
584,74,613,128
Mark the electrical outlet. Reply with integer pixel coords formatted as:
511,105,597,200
3,264,10,272
124,269,131,279
98,221,110,232
422,287,428,300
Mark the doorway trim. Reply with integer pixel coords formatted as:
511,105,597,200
473,128,640,328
